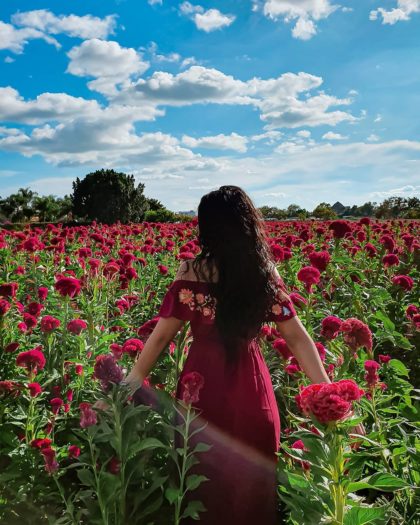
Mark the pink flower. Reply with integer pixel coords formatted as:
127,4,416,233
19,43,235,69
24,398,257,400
0,282,19,298
308,250,331,272
40,447,59,474
50,397,64,415
68,445,81,458
378,354,391,364
67,319,87,335
364,360,381,388
180,371,205,404
382,254,399,267
392,275,414,292
28,382,42,397
122,338,144,358
79,402,97,428
297,266,321,293
55,277,81,298
321,316,343,340
295,379,363,424
328,220,352,239
16,347,46,374
93,354,124,391
340,318,373,353
41,315,61,333
273,338,293,360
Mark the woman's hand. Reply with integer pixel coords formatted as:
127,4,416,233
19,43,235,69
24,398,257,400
93,399,111,411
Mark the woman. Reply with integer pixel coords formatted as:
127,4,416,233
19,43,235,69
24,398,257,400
112,186,364,523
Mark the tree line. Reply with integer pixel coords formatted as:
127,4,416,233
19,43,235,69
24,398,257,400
0,169,419,224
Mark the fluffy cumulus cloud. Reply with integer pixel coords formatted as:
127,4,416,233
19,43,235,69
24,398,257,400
370,0,420,24
322,131,348,140
179,2,236,32
67,39,150,96
258,0,340,39
11,10,117,40
182,132,248,152
116,66,357,129
0,21,60,53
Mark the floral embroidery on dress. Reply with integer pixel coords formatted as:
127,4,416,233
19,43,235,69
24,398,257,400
178,287,217,320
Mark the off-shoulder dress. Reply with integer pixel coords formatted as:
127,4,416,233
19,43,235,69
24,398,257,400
157,276,297,524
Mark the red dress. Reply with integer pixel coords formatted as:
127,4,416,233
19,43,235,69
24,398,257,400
157,277,297,524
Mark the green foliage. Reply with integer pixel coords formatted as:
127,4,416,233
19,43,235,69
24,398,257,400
71,169,148,224
312,202,338,219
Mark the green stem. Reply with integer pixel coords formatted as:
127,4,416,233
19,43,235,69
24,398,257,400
174,403,191,525
88,433,108,525
53,474,78,525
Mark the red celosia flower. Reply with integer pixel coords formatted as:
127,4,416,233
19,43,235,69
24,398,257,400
0,282,18,298
122,338,144,358
110,343,123,359
55,277,81,298
68,445,81,458
38,287,49,302
392,275,414,292
40,447,59,474
67,319,88,335
75,364,84,375
23,313,38,329
364,360,380,387
4,342,20,353
28,382,42,397
107,456,121,475
273,338,293,359
31,437,53,449
16,347,46,374
289,292,307,308
40,315,61,333
308,250,331,272
79,402,97,428
180,371,205,404
295,379,363,424
405,304,418,319
290,439,311,471
378,354,391,364
340,318,373,353
93,354,124,391
0,299,11,316
329,220,352,239
382,254,399,267
0,380,22,398
321,316,343,340
314,342,326,362
158,264,168,275
379,234,395,252
297,266,321,293
50,397,64,415
285,364,300,375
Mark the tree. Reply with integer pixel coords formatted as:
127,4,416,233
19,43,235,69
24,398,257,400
0,188,37,222
312,202,337,220
146,197,166,211
71,169,149,224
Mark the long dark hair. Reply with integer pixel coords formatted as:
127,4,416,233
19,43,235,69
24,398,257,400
188,185,291,366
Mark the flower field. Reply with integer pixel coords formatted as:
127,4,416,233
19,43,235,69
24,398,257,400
0,218,419,525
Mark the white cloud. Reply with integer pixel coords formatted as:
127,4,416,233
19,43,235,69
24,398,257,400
0,86,163,128
370,1,420,24
370,185,420,199
0,21,60,53
182,132,248,152
367,134,380,142
67,39,149,96
251,130,283,143
322,131,348,140
4,56,15,63
11,10,117,40
117,66,357,129
296,129,311,138
261,0,340,40
292,17,317,40
179,2,236,32
374,114,382,122
148,0,163,5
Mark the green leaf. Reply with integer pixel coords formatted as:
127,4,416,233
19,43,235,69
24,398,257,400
389,359,410,377
181,499,207,519
286,471,311,491
349,473,411,493
127,437,166,460
186,474,209,491
165,487,179,505
343,505,387,525
77,468,95,488
192,442,212,454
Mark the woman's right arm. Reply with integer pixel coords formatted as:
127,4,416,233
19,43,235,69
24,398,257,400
275,316,332,384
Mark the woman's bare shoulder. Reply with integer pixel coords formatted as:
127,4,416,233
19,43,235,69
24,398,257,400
175,258,218,283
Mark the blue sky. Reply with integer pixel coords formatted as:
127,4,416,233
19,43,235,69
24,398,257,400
0,0,419,212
